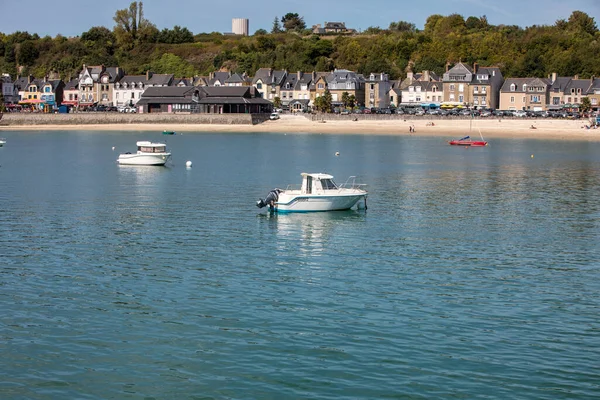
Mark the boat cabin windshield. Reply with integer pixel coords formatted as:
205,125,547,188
139,145,166,153
320,178,338,190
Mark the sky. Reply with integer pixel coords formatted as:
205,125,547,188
0,0,598,37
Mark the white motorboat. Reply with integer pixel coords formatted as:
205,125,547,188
117,141,171,166
0,139,6,147
257,172,368,213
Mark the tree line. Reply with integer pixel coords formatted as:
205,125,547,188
0,2,598,83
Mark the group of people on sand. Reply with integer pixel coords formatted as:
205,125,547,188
409,125,416,133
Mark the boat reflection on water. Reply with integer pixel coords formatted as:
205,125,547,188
258,210,367,258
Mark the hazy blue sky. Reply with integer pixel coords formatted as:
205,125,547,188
0,0,598,37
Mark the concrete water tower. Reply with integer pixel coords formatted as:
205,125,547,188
232,18,249,36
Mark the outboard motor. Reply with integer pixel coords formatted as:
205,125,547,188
256,188,281,210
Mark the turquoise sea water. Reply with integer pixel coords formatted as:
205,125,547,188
1,130,599,399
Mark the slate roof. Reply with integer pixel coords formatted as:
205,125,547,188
550,77,572,93
64,78,79,90
148,74,173,86
224,73,250,85
327,69,364,84
200,86,253,97
586,78,600,94
252,68,287,85
209,71,231,85
141,86,197,98
501,77,551,92
13,77,30,90
117,75,147,86
564,78,592,95
309,72,330,90
100,67,123,83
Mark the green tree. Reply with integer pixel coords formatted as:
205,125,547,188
314,89,332,112
254,29,268,36
580,97,592,113
17,40,39,66
281,13,306,32
81,26,115,44
347,94,356,109
342,91,350,108
113,1,157,47
149,53,196,76
389,21,416,33
158,26,194,44
273,96,281,108
567,11,597,35
271,16,282,34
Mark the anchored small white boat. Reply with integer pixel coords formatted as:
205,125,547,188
0,138,6,147
257,172,368,213
117,141,171,166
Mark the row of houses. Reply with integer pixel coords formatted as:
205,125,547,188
2,63,600,113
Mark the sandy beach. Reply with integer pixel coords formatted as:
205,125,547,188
2,114,599,141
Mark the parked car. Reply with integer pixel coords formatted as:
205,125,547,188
514,110,527,118
269,112,280,120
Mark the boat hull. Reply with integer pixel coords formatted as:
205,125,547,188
275,193,367,213
449,140,488,146
117,153,171,166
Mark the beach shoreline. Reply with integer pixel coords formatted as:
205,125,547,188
2,114,599,141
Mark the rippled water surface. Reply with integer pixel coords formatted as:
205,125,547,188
1,130,599,399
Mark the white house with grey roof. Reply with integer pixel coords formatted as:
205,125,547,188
113,71,174,108
400,70,443,107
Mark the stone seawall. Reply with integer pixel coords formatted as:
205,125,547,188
0,113,270,126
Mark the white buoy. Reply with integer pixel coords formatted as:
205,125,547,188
335,151,340,156
186,160,193,168
112,146,115,151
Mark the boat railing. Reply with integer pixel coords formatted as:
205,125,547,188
285,184,302,190
338,176,367,190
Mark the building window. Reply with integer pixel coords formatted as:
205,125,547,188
449,84,455,91
458,84,464,93
510,84,515,91
510,96,515,103
522,96,526,102
592,98,598,105
458,95,464,102
568,97,572,103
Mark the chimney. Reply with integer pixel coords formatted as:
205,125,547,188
574,74,579,80
446,62,450,73
473,62,478,73
146,70,153,81
268,68,272,77
551,72,557,83
312,71,316,81
423,70,430,82
297,71,302,80
209,71,214,80
407,71,413,81
28,75,33,84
